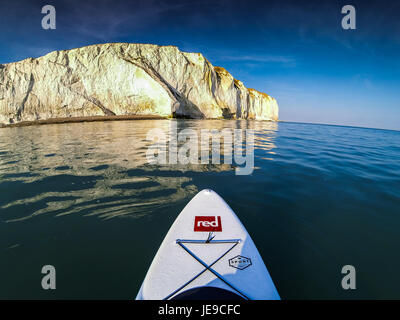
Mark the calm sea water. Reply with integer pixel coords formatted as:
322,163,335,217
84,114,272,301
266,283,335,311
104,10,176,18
0,119,399,299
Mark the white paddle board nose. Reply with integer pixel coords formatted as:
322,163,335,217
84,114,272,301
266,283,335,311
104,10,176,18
136,189,280,300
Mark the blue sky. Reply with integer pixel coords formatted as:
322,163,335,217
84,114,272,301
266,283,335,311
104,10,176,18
1,0,399,130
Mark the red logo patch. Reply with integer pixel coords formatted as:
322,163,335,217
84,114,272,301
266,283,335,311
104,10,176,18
194,216,222,232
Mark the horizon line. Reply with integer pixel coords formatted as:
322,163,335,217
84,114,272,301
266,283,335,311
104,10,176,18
279,120,400,133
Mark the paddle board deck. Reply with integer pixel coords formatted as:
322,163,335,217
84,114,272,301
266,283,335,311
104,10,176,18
136,189,280,300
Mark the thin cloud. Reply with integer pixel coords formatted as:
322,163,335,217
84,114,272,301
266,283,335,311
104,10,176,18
221,54,296,66
62,0,174,41
352,73,375,90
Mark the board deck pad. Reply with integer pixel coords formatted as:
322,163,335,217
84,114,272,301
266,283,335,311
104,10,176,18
136,189,280,300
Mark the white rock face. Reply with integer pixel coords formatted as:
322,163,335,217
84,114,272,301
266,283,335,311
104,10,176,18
0,43,279,125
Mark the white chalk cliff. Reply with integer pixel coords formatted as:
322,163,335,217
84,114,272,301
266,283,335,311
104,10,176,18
0,43,279,125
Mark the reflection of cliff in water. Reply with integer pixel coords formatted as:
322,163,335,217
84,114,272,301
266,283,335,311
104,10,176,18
0,120,277,221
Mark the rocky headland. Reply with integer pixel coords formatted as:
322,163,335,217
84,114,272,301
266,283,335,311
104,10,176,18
0,43,279,126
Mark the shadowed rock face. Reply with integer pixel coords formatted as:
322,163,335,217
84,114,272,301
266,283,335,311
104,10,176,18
0,43,279,125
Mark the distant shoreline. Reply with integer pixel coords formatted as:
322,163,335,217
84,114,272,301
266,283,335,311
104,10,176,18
1,115,281,128
0,115,168,128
